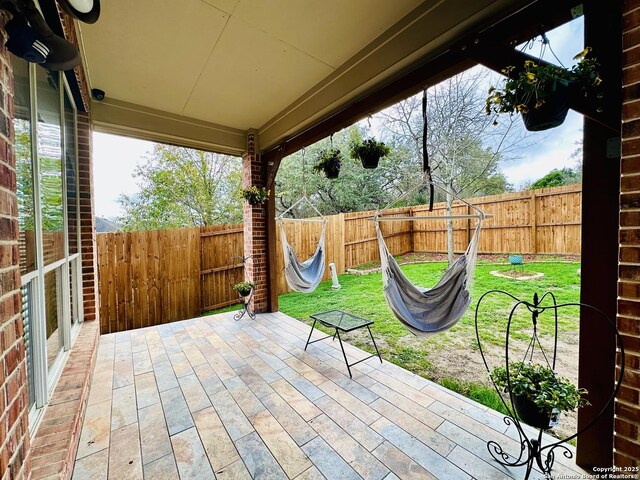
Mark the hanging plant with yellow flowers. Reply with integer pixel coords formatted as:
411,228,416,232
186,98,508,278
485,47,601,130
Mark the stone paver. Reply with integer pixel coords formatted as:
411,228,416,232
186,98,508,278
108,423,143,480
74,311,591,480
138,403,172,465
193,406,240,471
171,426,215,480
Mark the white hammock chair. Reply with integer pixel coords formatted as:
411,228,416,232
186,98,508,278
277,196,327,293
374,179,488,337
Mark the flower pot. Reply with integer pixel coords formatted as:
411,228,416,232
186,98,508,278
513,394,557,429
324,166,340,179
360,154,381,169
247,199,263,206
509,255,523,265
521,83,569,132
237,288,252,297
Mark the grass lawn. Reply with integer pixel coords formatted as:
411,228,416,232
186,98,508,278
279,261,581,347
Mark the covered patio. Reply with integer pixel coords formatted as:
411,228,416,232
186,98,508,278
73,311,589,480
0,0,636,479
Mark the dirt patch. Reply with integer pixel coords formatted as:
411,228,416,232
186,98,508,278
490,270,545,280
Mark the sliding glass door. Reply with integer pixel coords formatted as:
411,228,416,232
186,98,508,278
14,57,83,420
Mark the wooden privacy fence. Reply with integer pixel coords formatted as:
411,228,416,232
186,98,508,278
97,224,242,334
413,184,582,255
97,184,581,333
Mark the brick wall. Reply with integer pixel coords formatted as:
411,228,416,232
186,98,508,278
0,13,30,480
77,112,98,323
242,131,268,312
618,0,640,467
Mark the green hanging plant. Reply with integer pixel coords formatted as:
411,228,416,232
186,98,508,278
491,362,589,428
350,138,390,169
233,281,255,297
485,47,601,131
241,186,270,205
312,147,343,179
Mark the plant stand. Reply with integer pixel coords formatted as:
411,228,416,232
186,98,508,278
226,254,256,322
474,290,624,479
234,289,256,321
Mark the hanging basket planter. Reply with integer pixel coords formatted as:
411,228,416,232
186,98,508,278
485,46,602,132
323,165,340,179
490,361,588,431
313,147,343,180
350,138,390,169
521,83,570,132
512,394,558,429
241,186,269,205
359,154,381,169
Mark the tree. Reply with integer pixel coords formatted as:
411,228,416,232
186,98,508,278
377,68,522,264
16,120,35,231
530,167,581,189
118,144,242,230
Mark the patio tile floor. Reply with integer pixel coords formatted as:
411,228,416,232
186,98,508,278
72,311,591,480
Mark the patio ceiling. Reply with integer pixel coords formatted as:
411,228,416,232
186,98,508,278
77,0,530,155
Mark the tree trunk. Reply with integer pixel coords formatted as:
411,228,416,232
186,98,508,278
446,190,454,265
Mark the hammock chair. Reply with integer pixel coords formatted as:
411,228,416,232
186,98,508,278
374,180,486,337
374,88,489,337
277,196,327,293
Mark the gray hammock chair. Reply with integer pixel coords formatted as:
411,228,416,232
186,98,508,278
374,180,487,337
277,196,327,293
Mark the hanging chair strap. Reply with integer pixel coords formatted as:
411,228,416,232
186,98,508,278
423,88,435,212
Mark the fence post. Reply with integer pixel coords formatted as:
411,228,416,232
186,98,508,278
466,204,471,250
530,191,537,254
337,213,346,273
409,207,414,252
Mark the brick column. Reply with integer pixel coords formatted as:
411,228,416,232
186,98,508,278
617,0,640,467
0,13,30,480
77,112,98,323
242,131,268,312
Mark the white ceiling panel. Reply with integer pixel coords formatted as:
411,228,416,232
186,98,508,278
200,0,239,15
182,15,334,128
80,0,230,114
232,0,423,68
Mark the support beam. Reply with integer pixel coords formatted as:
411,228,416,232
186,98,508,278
263,53,473,165
242,130,269,313
266,184,279,313
577,0,621,468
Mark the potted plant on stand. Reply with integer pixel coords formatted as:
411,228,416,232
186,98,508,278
491,361,589,429
350,138,391,169
241,186,270,205
485,47,601,131
233,281,255,298
312,147,343,179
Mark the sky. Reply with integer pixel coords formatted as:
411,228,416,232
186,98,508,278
93,18,584,220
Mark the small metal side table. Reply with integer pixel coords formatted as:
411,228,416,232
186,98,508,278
305,309,382,378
